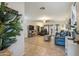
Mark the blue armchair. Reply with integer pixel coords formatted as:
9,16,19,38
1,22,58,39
55,31,66,46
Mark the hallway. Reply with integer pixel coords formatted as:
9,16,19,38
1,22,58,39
24,36,65,56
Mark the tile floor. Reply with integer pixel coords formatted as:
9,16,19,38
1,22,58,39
24,36,65,56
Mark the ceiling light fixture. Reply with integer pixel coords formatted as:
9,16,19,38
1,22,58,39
40,7,45,10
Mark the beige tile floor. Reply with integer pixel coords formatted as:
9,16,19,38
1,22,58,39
24,36,65,56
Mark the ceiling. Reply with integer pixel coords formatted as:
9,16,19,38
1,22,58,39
25,2,73,21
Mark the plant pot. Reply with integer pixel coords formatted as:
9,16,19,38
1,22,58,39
0,48,11,56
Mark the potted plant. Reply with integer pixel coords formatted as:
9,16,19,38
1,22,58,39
0,2,22,55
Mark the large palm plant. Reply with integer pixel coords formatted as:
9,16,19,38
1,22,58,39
0,2,22,51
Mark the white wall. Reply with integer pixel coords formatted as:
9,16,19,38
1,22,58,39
7,2,25,56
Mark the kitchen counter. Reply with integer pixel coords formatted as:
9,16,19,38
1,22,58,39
65,36,79,56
